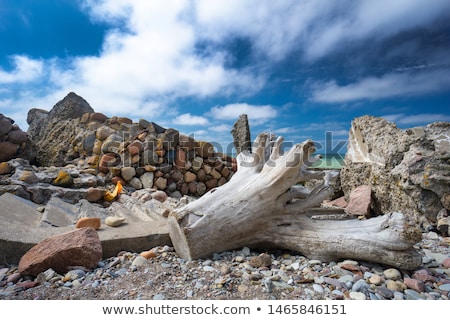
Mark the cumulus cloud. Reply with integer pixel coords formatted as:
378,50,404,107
1,0,450,138
75,1,265,101
209,103,278,122
195,0,450,61
0,55,43,84
383,113,450,125
173,113,209,125
309,69,450,103
209,124,230,132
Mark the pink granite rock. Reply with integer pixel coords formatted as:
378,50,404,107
18,227,102,276
344,185,372,217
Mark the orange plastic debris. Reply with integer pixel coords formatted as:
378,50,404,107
104,181,123,201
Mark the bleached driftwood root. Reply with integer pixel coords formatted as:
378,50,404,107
168,133,422,270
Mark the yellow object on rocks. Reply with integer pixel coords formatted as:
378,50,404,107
52,170,73,187
104,181,123,201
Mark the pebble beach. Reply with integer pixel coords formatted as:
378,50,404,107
1,231,449,300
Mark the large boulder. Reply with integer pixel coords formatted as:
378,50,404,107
340,116,450,230
27,92,94,166
18,227,102,276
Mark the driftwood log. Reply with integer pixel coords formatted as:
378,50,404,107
168,133,422,270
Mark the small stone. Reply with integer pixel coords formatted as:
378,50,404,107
385,279,400,291
128,177,142,189
349,291,366,300
127,140,144,156
249,253,272,268
203,266,215,272
0,162,12,174
105,216,126,227
19,170,38,184
312,283,324,294
6,272,21,283
383,268,402,280
16,281,39,289
442,258,450,268
140,250,157,259
241,247,251,256
152,190,168,202
153,293,165,300
404,289,424,300
332,290,344,299
86,188,104,202
99,153,119,173
65,269,86,280
412,269,436,283
41,268,57,281
220,265,231,275
121,167,136,181
404,278,425,292
155,177,167,190
76,217,101,229
438,283,450,291
237,284,248,293
0,268,8,277
340,263,361,273
175,149,186,168
369,274,383,285
72,279,82,288
132,255,148,267
184,171,196,183
338,274,353,283
375,286,394,299
352,279,370,292
140,172,154,189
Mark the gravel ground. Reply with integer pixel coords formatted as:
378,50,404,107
1,232,449,300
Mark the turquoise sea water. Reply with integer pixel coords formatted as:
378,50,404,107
228,152,345,169
309,154,345,169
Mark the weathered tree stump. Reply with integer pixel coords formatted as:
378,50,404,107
168,133,422,270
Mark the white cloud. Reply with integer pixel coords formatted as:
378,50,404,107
2,0,265,120
0,55,43,84
383,113,450,126
310,69,450,103
209,123,230,132
209,103,277,122
195,0,450,61
173,113,209,125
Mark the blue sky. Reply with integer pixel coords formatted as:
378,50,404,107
1,0,450,155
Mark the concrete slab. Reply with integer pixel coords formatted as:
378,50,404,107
0,192,42,227
40,196,78,227
0,218,171,265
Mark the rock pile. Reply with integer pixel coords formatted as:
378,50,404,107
23,92,236,199
0,114,28,162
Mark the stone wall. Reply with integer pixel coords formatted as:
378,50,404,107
75,113,236,198
22,92,236,199
0,114,28,162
